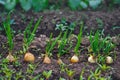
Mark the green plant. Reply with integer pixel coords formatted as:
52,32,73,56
43,33,61,64
3,13,15,62
23,17,42,51
59,63,66,73
66,68,75,80
101,37,115,55
55,18,76,32
68,0,88,10
68,0,102,10
19,0,32,11
42,70,52,80
57,31,70,64
70,21,83,63
97,63,111,71
26,63,36,75
23,16,42,62
14,71,24,80
108,0,120,8
79,68,85,80
89,31,100,55
88,68,101,80
59,77,66,80
74,22,83,55
89,0,102,9
0,0,48,11
32,0,48,12
96,18,104,29
1,64,15,80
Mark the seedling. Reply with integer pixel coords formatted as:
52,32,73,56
43,33,61,64
59,77,66,80
23,16,42,62
42,70,52,80
70,21,83,63
66,68,75,80
1,64,15,80
57,30,69,64
59,63,66,73
55,18,76,32
88,31,115,64
26,63,36,75
97,63,111,71
101,38,114,64
88,31,100,63
79,68,85,80
88,68,101,80
3,14,15,62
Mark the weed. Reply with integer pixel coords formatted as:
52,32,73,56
1,64,15,80
97,63,111,71
42,70,52,80
79,68,85,80
88,68,101,80
55,18,76,32
66,68,75,80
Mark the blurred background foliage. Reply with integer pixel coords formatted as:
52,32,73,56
0,0,120,11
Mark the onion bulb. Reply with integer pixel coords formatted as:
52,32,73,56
43,54,51,64
106,56,113,64
88,55,96,63
24,52,35,62
70,55,79,63
6,52,15,62
57,58,63,65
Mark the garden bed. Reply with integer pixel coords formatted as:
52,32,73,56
0,9,120,80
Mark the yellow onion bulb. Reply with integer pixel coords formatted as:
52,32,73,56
43,55,51,64
24,52,35,62
6,53,15,62
106,56,113,64
57,58,63,65
70,55,79,63
88,55,96,63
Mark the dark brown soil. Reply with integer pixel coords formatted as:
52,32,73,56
0,9,120,80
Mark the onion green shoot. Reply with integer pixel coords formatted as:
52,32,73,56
3,14,14,52
3,13,15,62
23,16,42,52
58,31,68,58
89,31,100,55
45,33,61,56
74,21,83,55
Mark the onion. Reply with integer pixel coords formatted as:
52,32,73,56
6,52,15,62
106,56,113,64
43,55,51,64
57,58,63,65
88,55,96,63
24,52,35,62
70,55,79,63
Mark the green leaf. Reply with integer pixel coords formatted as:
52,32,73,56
89,0,102,9
114,0,120,4
68,0,81,10
19,0,32,11
80,1,88,9
74,21,83,54
0,0,5,5
4,0,16,10
32,0,48,12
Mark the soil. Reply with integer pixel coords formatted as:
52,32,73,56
0,8,120,80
